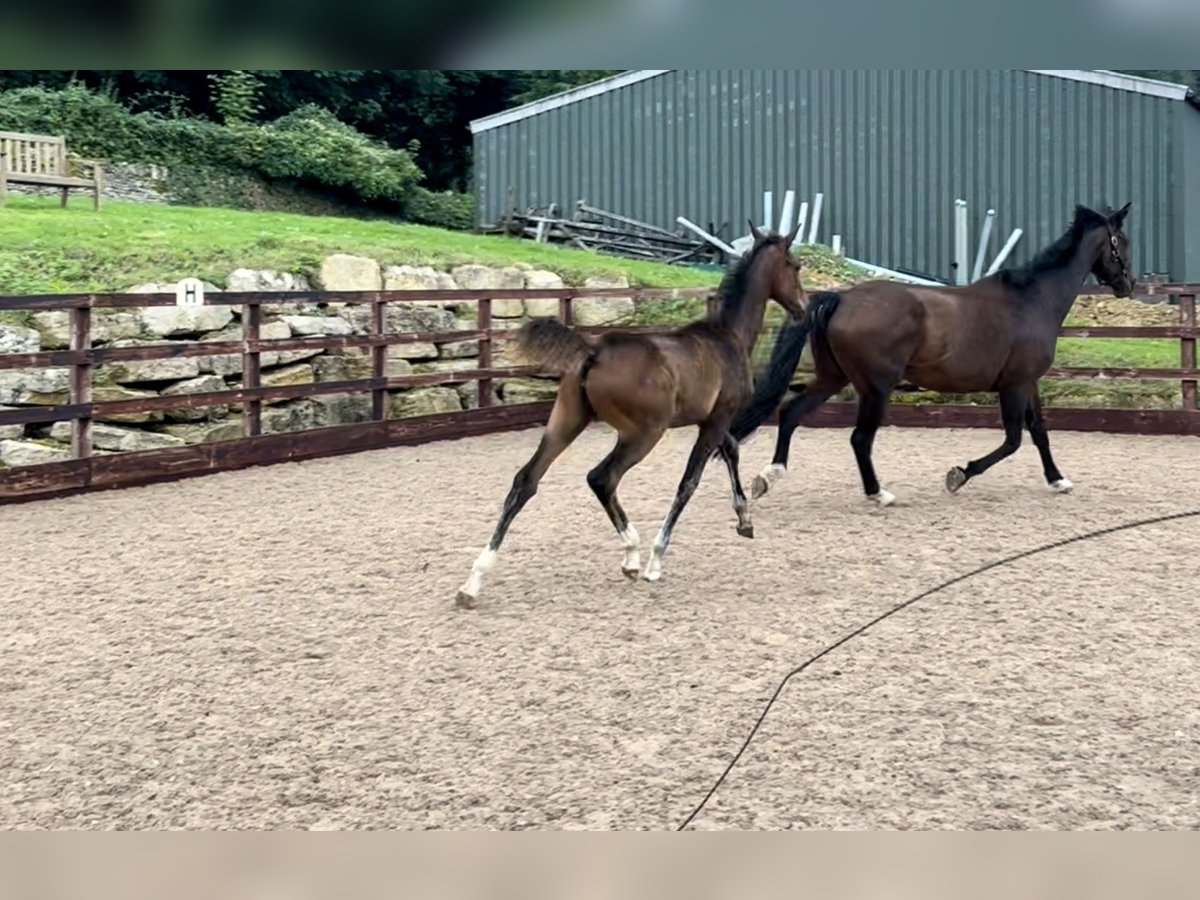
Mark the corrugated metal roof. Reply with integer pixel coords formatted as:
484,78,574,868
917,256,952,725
468,69,1194,133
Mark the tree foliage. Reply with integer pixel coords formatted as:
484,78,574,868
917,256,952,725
0,69,618,191
0,84,424,208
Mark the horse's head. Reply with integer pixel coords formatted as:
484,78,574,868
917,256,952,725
748,220,806,321
1081,202,1134,298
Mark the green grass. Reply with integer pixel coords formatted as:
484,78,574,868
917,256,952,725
1054,337,1180,369
0,196,725,295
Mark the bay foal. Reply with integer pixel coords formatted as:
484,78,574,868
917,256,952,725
457,225,806,607
730,202,1136,505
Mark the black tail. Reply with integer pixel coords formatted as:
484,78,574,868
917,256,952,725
727,291,841,443
513,317,594,374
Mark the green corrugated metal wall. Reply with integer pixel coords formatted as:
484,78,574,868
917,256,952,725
472,70,1198,282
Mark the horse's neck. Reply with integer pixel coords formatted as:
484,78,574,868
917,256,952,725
720,294,768,351
718,266,771,350
1034,230,1103,322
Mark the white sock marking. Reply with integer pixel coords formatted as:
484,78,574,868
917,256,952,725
869,489,896,507
620,525,641,572
758,463,786,487
1051,478,1074,493
643,531,666,581
459,547,496,599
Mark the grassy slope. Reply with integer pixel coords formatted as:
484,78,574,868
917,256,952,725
0,197,1185,408
0,196,747,295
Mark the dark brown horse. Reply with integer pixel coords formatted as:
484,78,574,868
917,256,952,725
457,223,806,607
729,202,1135,506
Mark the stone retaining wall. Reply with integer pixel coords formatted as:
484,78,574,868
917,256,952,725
0,254,635,468
4,163,172,206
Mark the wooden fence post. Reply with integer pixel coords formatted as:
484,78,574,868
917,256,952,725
371,299,387,421
706,290,720,319
242,302,262,437
69,301,92,459
1182,292,1197,412
559,294,574,327
477,297,493,408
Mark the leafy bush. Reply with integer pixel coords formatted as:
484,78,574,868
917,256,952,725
249,106,423,204
406,186,476,230
0,85,424,209
0,83,154,159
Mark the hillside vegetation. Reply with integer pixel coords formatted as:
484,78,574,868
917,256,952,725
0,197,867,296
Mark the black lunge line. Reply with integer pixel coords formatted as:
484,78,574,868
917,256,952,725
677,507,1200,830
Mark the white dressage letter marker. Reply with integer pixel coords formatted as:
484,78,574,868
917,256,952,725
175,277,206,308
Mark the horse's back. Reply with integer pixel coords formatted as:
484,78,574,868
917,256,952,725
829,281,926,343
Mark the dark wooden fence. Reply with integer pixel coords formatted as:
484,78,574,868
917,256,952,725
0,282,1195,505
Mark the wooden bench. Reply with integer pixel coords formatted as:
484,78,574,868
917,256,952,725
0,130,105,210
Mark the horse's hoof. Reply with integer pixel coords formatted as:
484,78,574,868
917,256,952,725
621,566,640,580
945,467,968,494
869,489,896,507
455,590,478,609
751,476,770,499
737,523,755,539
1050,478,1074,494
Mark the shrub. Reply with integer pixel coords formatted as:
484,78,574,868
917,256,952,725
406,187,476,231
0,86,424,210
250,106,423,204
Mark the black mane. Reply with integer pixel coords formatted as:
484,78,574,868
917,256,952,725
995,208,1107,289
714,235,785,320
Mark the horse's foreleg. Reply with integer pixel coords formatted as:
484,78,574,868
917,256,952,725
718,433,754,538
1025,388,1072,492
946,386,1027,494
587,430,664,579
457,390,588,607
643,424,724,582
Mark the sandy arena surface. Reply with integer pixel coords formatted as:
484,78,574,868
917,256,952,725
2,421,1199,830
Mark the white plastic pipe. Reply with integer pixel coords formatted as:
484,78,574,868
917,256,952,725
807,192,824,244
676,215,740,257
953,199,968,285
971,208,996,282
794,201,809,247
777,190,795,235
831,234,842,256
762,191,773,230
984,228,1024,276
843,257,946,286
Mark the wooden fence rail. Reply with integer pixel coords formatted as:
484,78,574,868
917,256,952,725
0,282,1196,504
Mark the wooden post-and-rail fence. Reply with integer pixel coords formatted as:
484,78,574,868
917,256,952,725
0,283,1196,505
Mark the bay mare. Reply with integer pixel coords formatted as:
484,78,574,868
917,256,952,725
730,202,1136,506
457,224,807,607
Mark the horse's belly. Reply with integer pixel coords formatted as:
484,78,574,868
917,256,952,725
904,362,999,394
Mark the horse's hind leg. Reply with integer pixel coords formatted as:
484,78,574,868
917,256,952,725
754,374,847,499
946,386,1026,494
850,384,895,506
643,422,724,582
1025,389,1072,493
718,432,754,538
457,383,589,607
587,429,664,579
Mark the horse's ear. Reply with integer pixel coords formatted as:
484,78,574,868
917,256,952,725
1109,201,1132,229
783,222,801,249
748,220,767,243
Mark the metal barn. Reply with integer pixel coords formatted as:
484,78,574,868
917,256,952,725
468,70,1200,283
